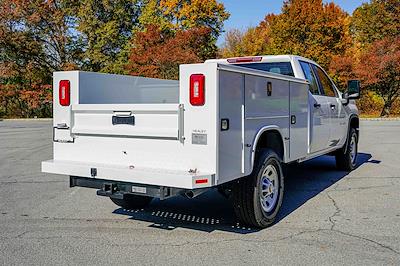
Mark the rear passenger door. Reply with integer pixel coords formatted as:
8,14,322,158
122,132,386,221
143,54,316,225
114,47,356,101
299,61,331,153
312,65,347,147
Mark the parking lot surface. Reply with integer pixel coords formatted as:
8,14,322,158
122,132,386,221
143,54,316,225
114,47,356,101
0,120,399,265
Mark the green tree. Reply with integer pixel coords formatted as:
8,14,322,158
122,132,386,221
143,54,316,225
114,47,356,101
351,0,400,46
75,0,141,73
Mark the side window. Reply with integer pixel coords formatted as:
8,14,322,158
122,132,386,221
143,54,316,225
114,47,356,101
299,61,320,95
312,65,337,97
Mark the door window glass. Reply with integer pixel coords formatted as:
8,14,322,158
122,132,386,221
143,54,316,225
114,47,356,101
299,61,320,95
312,65,337,97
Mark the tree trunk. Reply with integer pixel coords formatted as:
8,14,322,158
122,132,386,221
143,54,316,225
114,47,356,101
380,100,393,117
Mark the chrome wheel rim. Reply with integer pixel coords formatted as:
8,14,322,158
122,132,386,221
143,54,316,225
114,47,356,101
350,134,357,165
260,164,279,213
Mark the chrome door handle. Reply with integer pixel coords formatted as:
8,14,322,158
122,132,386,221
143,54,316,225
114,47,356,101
330,104,336,109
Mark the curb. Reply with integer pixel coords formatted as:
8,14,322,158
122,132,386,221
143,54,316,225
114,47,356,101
360,118,400,121
1,118,52,121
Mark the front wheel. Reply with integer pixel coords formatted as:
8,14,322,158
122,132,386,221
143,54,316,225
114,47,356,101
232,149,284,228
336,128,358,171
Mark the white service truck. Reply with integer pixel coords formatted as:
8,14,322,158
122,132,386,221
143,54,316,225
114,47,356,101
42,55,361,228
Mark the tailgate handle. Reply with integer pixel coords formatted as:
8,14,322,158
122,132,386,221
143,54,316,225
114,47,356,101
112,111,135,126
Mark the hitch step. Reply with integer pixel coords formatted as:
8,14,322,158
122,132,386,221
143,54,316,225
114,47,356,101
96,183,119,197
70,176,185,200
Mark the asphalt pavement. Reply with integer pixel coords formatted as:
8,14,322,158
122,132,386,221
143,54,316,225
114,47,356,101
0,120,399,265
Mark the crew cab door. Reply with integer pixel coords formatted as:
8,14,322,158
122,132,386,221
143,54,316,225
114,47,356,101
299,61,330,153
312,65,347,147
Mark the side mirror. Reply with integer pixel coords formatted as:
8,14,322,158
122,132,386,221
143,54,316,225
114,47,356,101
347,80,361,99
341,80,361,105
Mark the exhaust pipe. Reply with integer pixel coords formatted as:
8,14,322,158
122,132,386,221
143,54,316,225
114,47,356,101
184,188,209,199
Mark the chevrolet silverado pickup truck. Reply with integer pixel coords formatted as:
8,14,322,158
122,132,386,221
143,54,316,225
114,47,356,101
42,55,361,228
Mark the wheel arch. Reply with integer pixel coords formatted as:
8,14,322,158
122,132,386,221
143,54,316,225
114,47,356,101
250,126,287,173
344,114,360,153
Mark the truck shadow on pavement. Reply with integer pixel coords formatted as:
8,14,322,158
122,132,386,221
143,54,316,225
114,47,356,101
113,152,374,234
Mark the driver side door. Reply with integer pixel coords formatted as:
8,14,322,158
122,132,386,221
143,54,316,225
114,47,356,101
312,65,347,148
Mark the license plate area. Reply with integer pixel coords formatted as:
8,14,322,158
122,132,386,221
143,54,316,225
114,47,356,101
112,115,135,125
132,186,147,194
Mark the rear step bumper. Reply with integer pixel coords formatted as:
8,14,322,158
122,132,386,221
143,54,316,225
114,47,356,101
42,160,215,189
70,176,185,200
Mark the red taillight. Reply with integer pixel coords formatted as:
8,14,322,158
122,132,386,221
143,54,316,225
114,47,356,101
227,56,262,63
59,80,70,106
195,178,208,184
190,74,205,106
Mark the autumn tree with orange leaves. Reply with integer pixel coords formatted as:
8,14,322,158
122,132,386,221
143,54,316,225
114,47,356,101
222,0,352,69
127,25,212,80
0,0,229,117
330,38,400,117
330,0,400,117
131,0,229,80
1,0,399,117
0,0,81,117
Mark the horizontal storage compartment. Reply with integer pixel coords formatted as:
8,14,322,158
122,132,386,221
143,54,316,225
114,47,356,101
70,104,183,140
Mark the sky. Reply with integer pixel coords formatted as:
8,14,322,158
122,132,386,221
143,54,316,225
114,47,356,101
218,0,368,45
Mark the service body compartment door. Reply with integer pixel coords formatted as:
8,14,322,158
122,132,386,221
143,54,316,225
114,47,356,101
244,75,290,174
218,71,244,182
289,82,309,160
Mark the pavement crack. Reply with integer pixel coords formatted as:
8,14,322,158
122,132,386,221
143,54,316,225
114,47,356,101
332,229,400,255
333,185,395,192
326,192,341,230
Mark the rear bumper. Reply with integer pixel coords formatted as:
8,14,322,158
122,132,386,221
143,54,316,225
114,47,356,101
41,160,215,189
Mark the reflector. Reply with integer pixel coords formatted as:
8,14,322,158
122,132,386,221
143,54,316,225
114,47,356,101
195,179,208,184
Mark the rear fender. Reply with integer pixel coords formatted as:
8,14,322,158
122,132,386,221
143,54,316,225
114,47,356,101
249,126,287,173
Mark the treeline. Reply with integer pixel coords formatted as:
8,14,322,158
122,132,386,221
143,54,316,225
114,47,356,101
221,0,399,117
0,0,399,118
0,0,229,118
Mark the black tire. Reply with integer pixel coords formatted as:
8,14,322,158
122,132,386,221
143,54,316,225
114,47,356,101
110,194,153,209
336,128,358,171
232,149,284,228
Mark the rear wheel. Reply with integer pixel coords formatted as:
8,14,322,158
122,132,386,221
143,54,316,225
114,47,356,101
232,149,284,228
110,194,153,209
336,128,358,171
